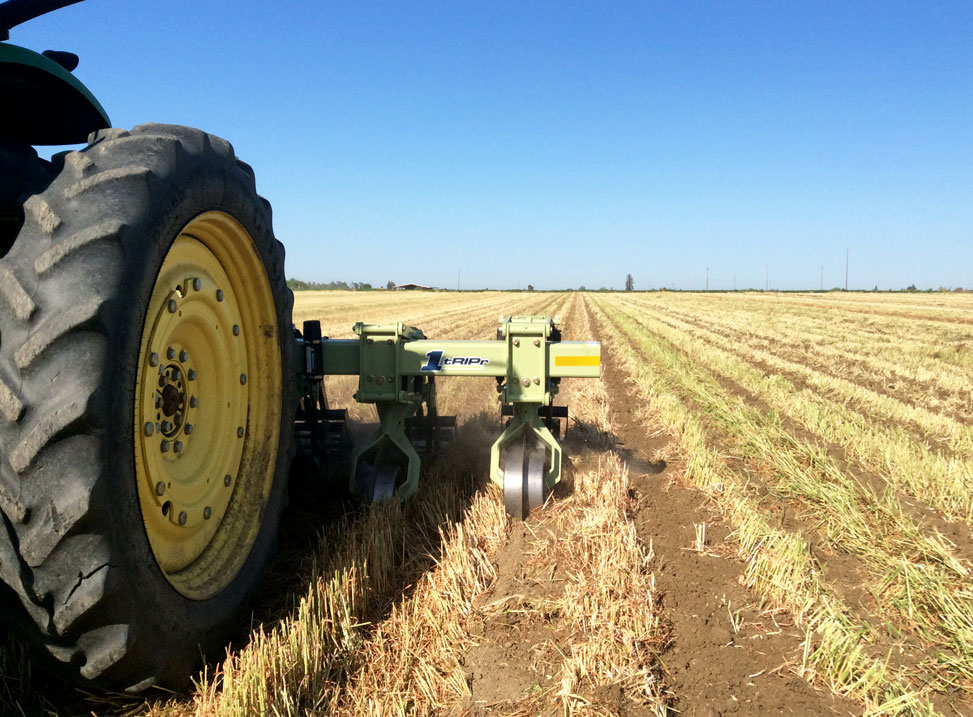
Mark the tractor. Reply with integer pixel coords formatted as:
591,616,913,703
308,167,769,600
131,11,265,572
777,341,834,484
0,0,601,693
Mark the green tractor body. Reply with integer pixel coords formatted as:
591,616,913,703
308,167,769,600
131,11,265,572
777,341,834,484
0,40,109,145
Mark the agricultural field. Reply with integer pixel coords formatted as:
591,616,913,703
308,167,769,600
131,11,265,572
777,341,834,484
3,289,973,715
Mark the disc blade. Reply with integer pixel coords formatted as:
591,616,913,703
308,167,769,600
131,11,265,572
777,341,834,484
502,439,528,519
526,445,545,511
373,463,398,502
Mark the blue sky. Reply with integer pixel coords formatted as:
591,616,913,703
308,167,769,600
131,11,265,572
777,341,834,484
13,1,972,290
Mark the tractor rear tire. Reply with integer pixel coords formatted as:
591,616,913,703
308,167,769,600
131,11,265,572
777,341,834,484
0,124,295,690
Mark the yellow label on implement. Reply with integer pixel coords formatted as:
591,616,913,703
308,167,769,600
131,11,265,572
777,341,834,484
554,355,601,367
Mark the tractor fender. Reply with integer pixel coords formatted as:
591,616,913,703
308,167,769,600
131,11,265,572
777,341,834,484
0,41,109,145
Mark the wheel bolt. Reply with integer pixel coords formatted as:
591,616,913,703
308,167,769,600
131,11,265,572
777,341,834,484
178,511,187,526
203,506,212,520
174,441,183,453
216,289,224,302
160,440,170,452
149,352,159,367
144,422,154,437
521,377,531,387
167,299,177,313
190,396,198,408
166,347,176,360
240,373,247,385
232,324,240,336
237,426,244,438
193,278,202,291
155,481,165,496
185,424,194,434
179,350,188,362
224,474,232,486
188,369,196,381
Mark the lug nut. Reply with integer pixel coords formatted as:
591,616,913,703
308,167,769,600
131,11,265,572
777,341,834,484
168,299,177,313
166,347,176,360
174,441,183,453
224,474,232,486
533,377,540,385
149,352,159,367
237,427,244,438
178,511,187,526
240,373,247,385
190,396,198,408
160,440,170,453
514,339,520,347
185,424,194,434
533,339,540,347
144,422,154,437
188,369,196,381
193,278,202,291
203,506,212,520
155,481,165,496
232,324,240,336
521,377,531,387
180,350,188,362
216,289,224,302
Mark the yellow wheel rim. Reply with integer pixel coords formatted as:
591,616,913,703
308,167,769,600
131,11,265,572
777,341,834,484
134,211,282,600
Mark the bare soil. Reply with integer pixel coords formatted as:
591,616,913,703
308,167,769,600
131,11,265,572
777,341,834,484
588,301,859,716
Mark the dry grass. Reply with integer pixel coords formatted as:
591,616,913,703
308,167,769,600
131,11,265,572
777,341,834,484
592,290,973,714
0,290,669,716
9,289,971,715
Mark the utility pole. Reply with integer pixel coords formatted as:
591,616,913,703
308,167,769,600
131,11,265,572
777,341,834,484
706,267,709,291
845,248,849,291
820,265,823,291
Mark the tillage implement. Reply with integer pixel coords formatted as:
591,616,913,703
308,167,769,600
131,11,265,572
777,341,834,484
295,315,601,518
0,0,602,693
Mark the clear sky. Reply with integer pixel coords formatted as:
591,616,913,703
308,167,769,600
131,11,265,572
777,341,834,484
12,1,973,290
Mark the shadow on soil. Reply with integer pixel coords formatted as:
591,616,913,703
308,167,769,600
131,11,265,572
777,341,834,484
3,412,509,715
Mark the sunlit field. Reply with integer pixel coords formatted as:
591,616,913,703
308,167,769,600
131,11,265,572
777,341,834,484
4,289,973,716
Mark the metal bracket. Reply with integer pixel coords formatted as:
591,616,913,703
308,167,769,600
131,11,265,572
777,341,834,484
490,402,561,491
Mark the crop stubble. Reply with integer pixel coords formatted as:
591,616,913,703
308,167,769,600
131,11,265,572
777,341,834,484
3,290,972,715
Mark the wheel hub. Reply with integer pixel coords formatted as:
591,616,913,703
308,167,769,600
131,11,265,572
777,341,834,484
133,211,282,600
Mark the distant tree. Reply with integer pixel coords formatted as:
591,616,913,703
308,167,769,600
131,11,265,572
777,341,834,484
579,285,586,291
386,280,395,290
873,285,879,291
906,284,918,292
955,287,965,293
625,274,634,291
527,284,534,291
